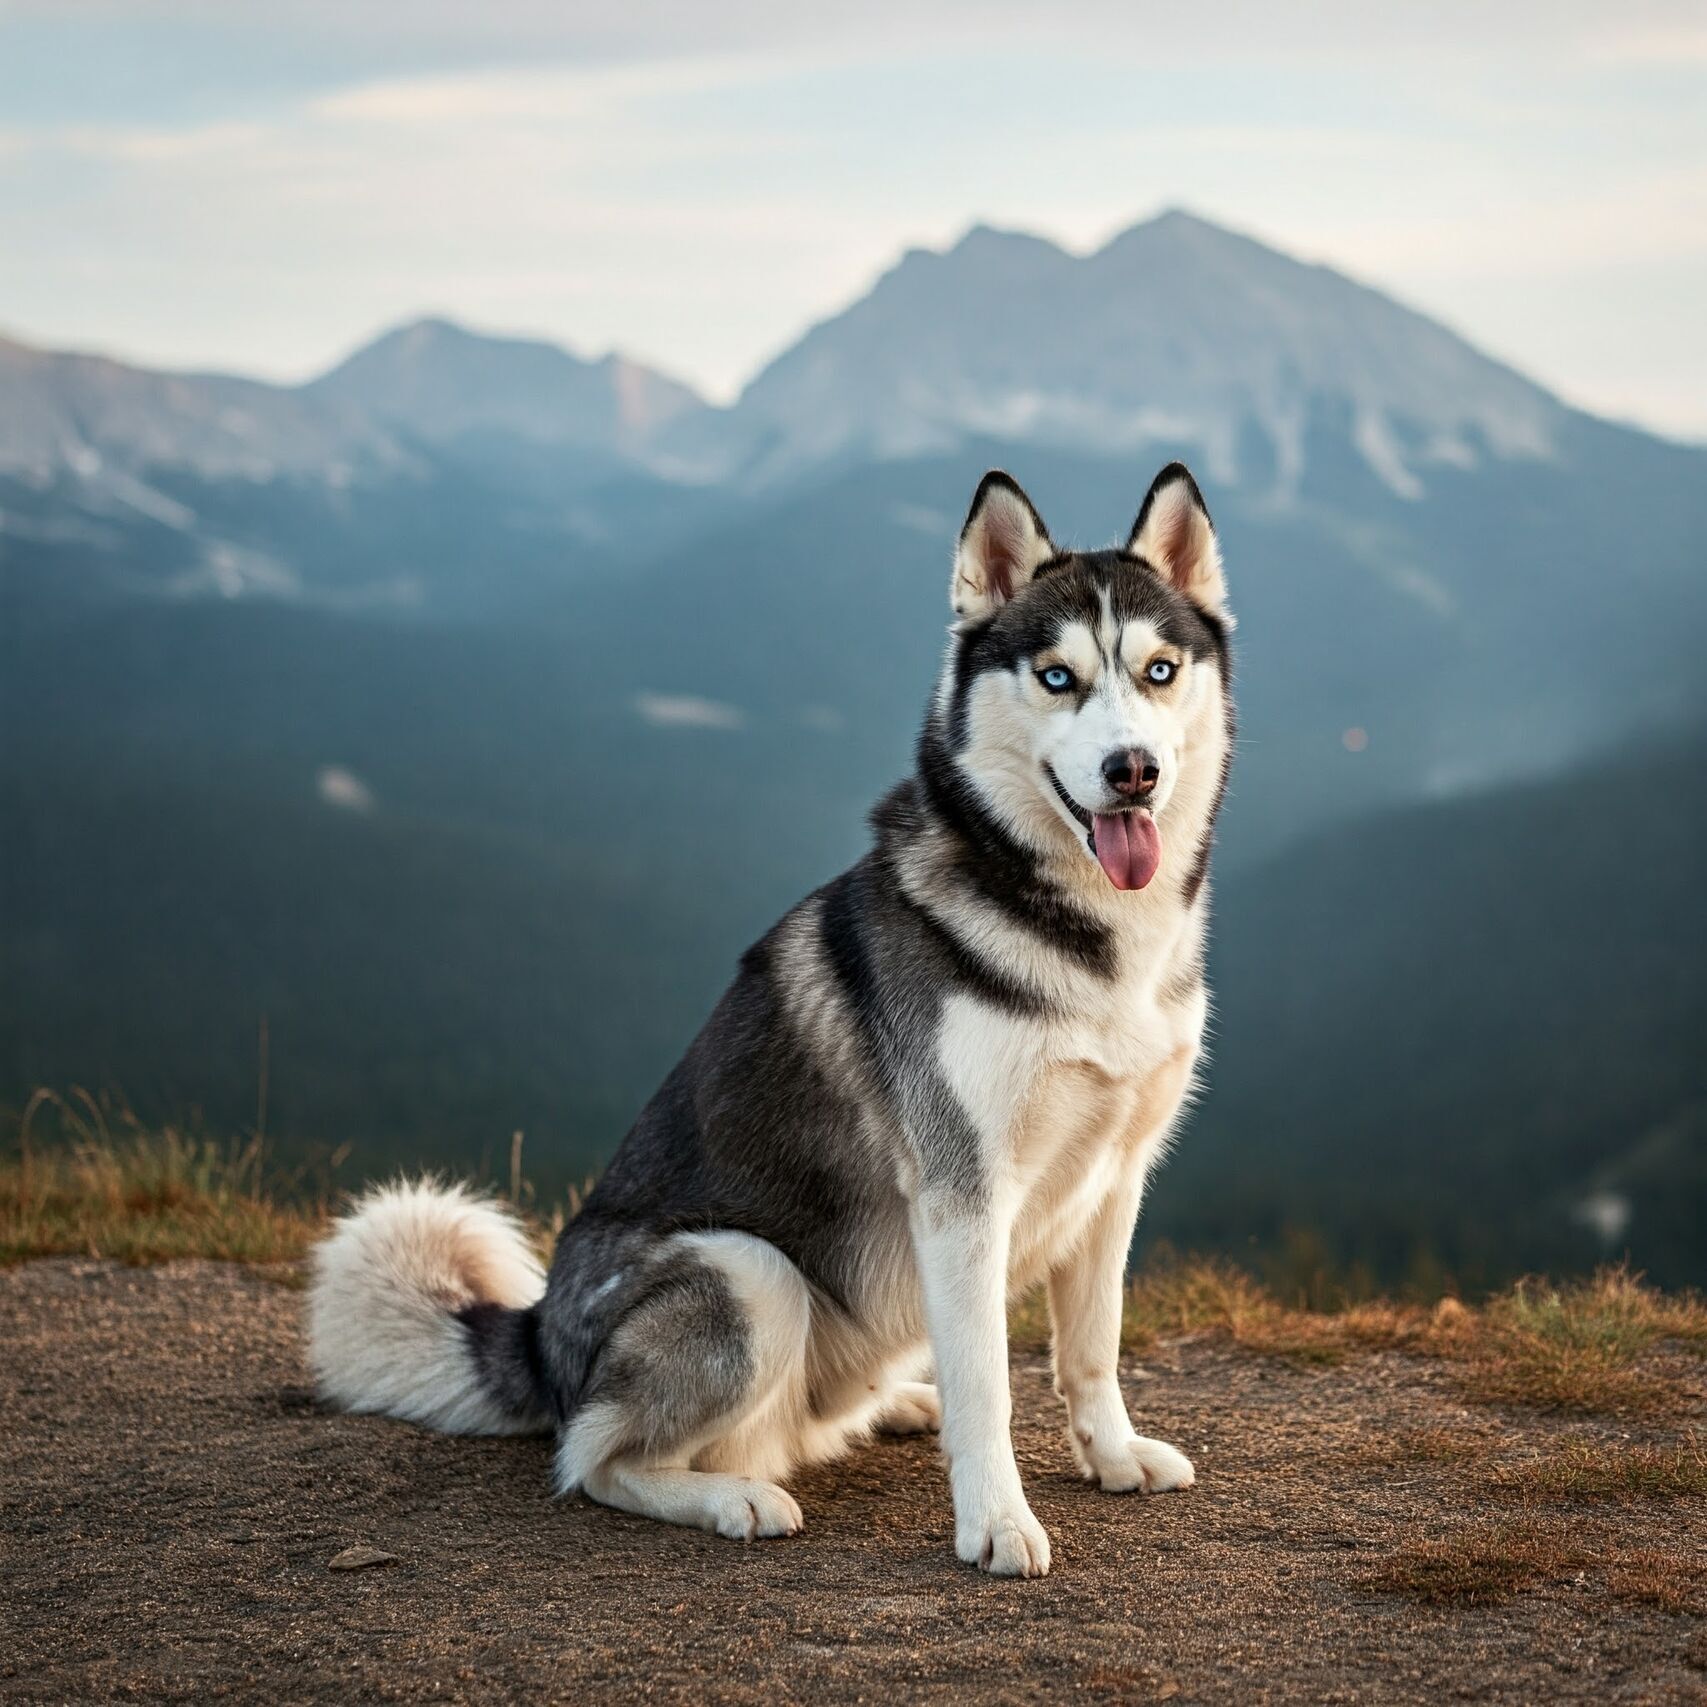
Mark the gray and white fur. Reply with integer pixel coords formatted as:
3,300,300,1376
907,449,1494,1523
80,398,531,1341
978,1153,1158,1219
310,463,1235,1577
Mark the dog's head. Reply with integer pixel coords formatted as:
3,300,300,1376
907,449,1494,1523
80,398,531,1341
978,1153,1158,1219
941,464,1232,893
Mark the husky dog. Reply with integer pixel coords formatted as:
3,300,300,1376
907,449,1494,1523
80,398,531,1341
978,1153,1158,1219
310,463,1234,1577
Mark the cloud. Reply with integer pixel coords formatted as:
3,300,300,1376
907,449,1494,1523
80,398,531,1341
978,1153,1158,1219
13,1,1707,71
308,54,780,125
0,16,1701,431
633,692,747,731
317,765,376,811
1301,166,1707,280
1588,22,1707,63
888,502,952,538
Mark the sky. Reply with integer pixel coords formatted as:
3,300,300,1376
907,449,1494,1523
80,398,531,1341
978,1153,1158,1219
2,2,1704,438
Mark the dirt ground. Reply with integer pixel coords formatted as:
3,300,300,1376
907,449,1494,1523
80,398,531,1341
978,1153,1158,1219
2,1260,1704,1705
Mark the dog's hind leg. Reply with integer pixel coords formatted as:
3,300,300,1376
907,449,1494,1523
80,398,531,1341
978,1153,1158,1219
580,1458,804,1540
875,1381,941,1435
555,1231,812,1541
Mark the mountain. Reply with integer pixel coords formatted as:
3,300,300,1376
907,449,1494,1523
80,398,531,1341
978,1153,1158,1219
0,320,717,608
0,209,1610,523
0,331,411,491
0,319,704,492
699,211,1566,494
307,317,708,462
6,211,1702,617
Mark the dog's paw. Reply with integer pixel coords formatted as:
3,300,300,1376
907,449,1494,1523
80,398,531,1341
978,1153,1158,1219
709,1478,804,1542
875,1381,941,1435
957,1504,1052,1578
1085,1433,1195,1494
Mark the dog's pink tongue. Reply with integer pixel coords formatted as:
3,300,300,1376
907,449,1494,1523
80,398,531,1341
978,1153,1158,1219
1091,812,1162,891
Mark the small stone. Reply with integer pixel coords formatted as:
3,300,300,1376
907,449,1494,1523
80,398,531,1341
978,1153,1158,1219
328,1545,398,1571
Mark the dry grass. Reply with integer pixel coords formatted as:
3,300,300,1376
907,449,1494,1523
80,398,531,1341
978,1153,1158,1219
1,1134,319,1267
1486,1434,1707,1503
1,1091,323,1267
1367,1519,1581,1605
1347,1426,1707,1506
1009,1256,1444,1364
1120,1257,1372,1363
1016,1259,1705,1422
1358,1393,1705,1612
1005,1287,1056,1351
1604,1550,1707,1615
1369,1519,1707,1615
1455,1272,1704,1416
0,1094,599,1271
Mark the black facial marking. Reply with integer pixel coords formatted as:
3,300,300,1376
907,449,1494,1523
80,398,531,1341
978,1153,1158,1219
1044,764,1095,839
946,617,991,750
964,551,1226,683
915,728,1116,978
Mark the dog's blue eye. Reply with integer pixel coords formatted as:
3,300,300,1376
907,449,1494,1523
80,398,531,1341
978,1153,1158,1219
1038,666,1074,693
1146,659,1176,685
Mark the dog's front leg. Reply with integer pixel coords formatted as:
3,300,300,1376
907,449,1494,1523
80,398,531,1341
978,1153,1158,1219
912,1198,1050,1577
1046,1173,1195,1495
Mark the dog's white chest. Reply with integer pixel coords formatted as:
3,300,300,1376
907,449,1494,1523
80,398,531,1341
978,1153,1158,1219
935,977,1200,1281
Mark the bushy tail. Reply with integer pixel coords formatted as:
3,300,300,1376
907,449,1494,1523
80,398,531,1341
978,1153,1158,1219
308,1180,551,1436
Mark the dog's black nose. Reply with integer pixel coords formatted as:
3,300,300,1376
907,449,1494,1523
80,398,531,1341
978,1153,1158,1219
1101,748,1160,799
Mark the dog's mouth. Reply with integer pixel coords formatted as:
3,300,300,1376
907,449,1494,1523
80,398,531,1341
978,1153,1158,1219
1045,766,1162,892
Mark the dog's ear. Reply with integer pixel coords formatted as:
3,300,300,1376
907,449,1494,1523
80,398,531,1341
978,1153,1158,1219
952,471,1054,621
1125,463,1229,619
